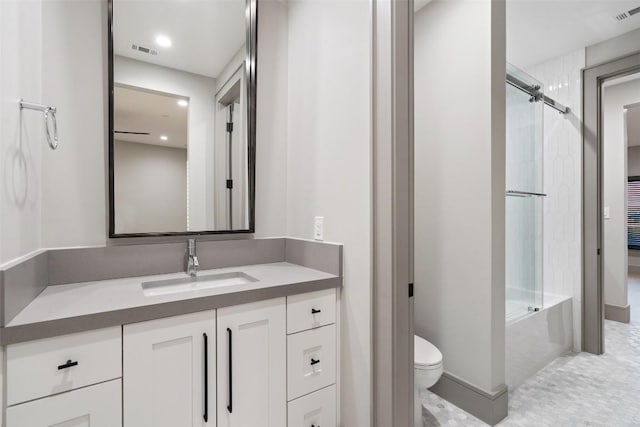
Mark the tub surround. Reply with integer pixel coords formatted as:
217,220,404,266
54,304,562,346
506,295,573,391
0,238,342,344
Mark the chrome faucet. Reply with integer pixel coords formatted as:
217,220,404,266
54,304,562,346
186,239,200,277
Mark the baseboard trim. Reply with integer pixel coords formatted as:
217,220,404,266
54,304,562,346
604,303,630,323
429,372,508,426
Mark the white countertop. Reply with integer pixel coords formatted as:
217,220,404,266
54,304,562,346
8,262,336,327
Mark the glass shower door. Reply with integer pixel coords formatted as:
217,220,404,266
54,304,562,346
505,64,544,321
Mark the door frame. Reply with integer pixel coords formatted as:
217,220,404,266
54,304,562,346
583,52,640,354
371,0,414,425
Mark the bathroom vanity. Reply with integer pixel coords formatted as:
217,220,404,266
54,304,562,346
0,239,342,427
0,0,345,425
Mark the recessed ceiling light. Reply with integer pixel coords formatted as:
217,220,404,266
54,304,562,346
177,99,188,107
160,135,168,141
155,35,172,48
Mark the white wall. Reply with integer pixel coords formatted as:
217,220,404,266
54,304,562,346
216,46,245,94
414,0,506,393
40,0,106,250
114,55,216,231
253,0,288,237
628,146,640,177
586,27,640,68
114,141,187,233
41,0,289,246
0,0,292,254
0,0,43,265
602,79,640,309
525,49,585,350
286,0,371,424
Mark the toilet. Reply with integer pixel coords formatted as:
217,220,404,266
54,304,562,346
414,335,443,427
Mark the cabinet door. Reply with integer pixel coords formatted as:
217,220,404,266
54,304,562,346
217,298,286,427
6,379,121,427
124,311,215,427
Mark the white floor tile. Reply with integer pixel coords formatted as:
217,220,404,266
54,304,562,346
420,319,640,426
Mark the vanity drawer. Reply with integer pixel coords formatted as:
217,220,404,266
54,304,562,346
6,326,122,406
288,385,336,427
6,379,122,427
287,324,336,401
287,288,336,334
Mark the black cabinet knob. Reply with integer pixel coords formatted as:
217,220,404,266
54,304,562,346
57,360,78,370
310,358,320,366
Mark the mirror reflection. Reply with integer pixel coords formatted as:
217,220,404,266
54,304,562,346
110,0,254,236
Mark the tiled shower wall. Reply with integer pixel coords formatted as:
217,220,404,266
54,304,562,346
527,49,585,351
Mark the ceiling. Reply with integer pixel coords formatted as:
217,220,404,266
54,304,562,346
114,85,188,149
113,0,245,78
507,0,640,68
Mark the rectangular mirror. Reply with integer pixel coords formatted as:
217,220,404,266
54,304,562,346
108,0,257,237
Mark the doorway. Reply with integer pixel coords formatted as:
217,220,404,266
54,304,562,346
624,103,640,324
583,53,640,354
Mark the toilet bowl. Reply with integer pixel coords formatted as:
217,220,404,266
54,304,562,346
414,335,443,427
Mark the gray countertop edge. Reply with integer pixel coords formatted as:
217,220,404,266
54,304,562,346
0,276,342,345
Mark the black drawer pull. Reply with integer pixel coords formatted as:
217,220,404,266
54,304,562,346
57,360,78,370
203,333,209,422
311,308,322,314
312,425,320,427
227,328,233,413
310,358,320,366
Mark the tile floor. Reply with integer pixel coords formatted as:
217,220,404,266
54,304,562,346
419,277,640,427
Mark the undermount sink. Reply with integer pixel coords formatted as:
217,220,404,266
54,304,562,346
142,272,258,297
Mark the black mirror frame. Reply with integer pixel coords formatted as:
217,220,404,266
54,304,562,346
107,0,257,238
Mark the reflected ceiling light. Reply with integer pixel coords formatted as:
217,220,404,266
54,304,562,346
160,135,169,141
177,99,188,107
155,35,172,48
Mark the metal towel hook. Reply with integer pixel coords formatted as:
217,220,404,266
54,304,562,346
19,99,59,150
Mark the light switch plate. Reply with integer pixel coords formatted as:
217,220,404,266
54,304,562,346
314,216,324,241
604,206,610,220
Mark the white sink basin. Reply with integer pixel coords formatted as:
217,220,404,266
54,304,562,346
142,272,258,297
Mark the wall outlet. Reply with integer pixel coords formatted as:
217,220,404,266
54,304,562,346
604,206,611,220
314,216,324,241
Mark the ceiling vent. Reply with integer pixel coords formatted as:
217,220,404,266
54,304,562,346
616,6,640,22
131,44,158,56
616,12,629,21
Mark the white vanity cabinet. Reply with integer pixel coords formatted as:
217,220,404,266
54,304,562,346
286,289,338,427
4,327,123,427
216,298,287,427
0,287,339,427
123,310,216,427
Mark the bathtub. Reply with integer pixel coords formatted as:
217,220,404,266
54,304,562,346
506,294,574,391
